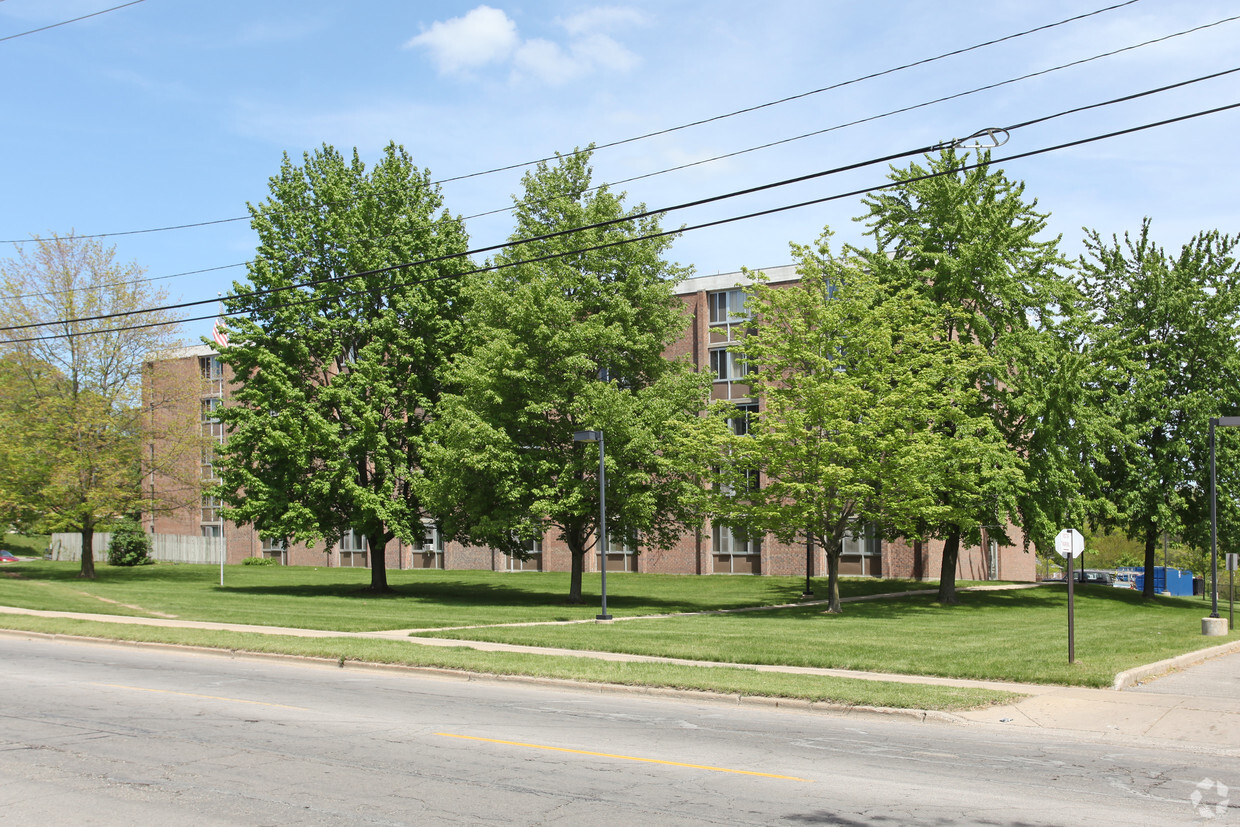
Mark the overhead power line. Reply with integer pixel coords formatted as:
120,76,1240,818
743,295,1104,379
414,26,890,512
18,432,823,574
0,0,1149,245
5,59,1236,305
3,98,1238,343
0,0,146,44
434,0,1146,183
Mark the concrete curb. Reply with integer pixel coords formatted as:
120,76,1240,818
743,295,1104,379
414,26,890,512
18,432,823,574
1113,637,1240,690
0,627,967,725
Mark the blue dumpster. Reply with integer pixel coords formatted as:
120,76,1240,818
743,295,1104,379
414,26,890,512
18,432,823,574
1121,566,1195,596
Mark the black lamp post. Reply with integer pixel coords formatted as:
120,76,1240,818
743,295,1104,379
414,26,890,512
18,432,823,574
574,429,612,621
1209,417,1240,619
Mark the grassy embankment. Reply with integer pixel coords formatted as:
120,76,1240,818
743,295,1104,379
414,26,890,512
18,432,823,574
1,561,1231,705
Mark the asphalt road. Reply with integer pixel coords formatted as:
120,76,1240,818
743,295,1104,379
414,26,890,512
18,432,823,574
2,636,1237,826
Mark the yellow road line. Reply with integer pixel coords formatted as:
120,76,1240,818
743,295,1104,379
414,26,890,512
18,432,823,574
435,733,812,782
93,683,309,711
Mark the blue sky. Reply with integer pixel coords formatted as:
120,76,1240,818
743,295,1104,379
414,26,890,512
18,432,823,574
2,0,1237,343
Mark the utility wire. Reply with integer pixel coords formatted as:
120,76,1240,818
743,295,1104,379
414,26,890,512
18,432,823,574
0,0,1147,244
4,98,1238,343
0,0,146,44
5,58,1236,305
434,0,1146,183
459,23,1240,225
0,137,951,332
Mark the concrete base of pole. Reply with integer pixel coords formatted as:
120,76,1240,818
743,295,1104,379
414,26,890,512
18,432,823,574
800,592,816,600
1202,616,1229,636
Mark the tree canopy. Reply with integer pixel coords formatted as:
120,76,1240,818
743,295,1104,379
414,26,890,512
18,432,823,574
853,148,1074,602
217,142,472,591
0,234,188,577
1076,219,1240,596
690,233,1015,612
421,147,707,603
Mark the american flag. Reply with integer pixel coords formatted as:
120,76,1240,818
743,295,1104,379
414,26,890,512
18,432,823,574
212,318,229,348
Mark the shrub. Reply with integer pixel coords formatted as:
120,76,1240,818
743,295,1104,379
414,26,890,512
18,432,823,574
106,520,153,566
242,556,277,566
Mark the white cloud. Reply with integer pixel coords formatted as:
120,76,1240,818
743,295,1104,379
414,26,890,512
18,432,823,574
558,7,647,37
404,5,519,74
406,5,644,84
570,33,638,72
513,39,581,85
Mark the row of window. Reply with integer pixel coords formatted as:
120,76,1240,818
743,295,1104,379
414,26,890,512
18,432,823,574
199,357,226,539
197,290,801,564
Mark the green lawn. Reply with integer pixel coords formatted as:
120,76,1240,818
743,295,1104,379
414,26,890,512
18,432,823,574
0,560,933,630
1,561,1231,689
418,584,1236,687
0,615,1016,711
2,534,49,556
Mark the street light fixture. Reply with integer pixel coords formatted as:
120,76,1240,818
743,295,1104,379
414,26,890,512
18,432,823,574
1209,417,1240,620
573,429,612,621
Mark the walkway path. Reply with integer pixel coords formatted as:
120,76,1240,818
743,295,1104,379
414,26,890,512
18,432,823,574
2,599,1238,750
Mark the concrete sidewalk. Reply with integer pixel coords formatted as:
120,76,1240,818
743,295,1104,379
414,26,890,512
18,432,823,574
2,604,1238,749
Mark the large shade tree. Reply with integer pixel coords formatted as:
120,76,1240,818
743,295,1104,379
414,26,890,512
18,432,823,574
1076,220,1240,597
217,143,471,592
692,233,1016,612
853,148,1076,603
421,148,708,604
0,234,190,578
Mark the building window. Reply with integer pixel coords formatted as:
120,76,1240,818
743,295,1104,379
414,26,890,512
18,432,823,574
412,523,444,570
709,289,749,324
201,444,217,482
709,348,750,382
201,398,225,443
200,494,222,524
728,403,758,436
200,355,223,380
200,355,223,397
261,537,287,565
712,523,761,574
339,530,368,568
605,530,637,572
506,535,543,571
839,523,882,577
201,524,222,539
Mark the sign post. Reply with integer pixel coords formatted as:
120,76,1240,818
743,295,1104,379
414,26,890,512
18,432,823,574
1056,528,1085,664
1229,553,1237,632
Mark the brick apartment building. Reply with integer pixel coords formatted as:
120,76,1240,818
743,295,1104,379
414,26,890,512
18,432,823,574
143,266,1034,582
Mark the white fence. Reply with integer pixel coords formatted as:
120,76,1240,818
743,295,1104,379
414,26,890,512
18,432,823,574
50,532,225,565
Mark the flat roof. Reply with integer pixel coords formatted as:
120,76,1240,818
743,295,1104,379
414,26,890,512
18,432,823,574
148,343,214,361
673,264,798,295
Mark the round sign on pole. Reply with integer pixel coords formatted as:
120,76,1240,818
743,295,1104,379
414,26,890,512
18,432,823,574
1055,528,1083,559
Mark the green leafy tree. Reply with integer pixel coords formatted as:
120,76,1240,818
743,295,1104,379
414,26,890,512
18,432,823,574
421,148,707,604
0,353,57,533
0,234,189,578
697,234,1015,612
853,149,1075,603
107,518,153,566
1076,220,1240,597
217,143,471,593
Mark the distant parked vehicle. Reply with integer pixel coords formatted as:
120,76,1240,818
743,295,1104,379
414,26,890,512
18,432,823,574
1112,571,1137,589
1075,569,1114,586
0,551,18,563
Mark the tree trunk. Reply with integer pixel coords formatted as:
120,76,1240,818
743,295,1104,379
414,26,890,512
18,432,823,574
567,540,585,604
366,530,392,593
79,524,96,579
937,525,961,604
824,540,842,614
1141,525,1157,599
